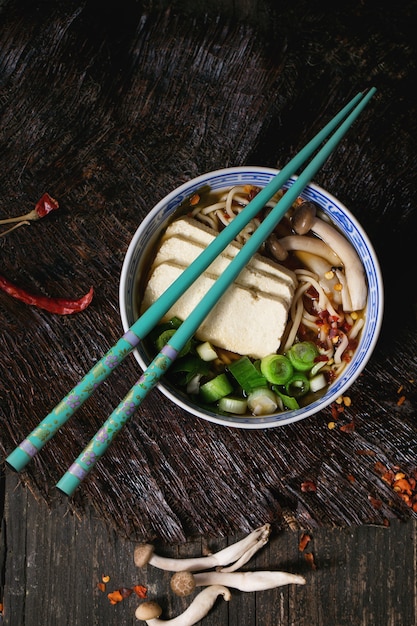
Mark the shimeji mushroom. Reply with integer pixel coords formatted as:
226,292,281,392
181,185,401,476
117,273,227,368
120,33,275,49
289,201,367,312
170,569,306,597
135,585,231,625
270,201,367,312
134,524,271,573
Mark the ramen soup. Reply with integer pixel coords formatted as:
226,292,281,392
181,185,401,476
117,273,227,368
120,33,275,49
138,184,367,417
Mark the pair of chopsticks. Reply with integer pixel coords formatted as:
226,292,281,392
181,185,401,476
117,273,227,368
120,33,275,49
6,88,376,495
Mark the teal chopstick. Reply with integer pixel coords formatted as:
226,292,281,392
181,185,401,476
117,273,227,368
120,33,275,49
56,87,376,496
5,91,367,474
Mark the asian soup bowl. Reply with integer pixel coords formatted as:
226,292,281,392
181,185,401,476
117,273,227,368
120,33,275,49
119,166,383,429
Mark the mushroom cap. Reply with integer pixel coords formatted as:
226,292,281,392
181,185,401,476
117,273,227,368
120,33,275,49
134,543,155,568
292,201,317,235
135,601,163,621
170,570,196,597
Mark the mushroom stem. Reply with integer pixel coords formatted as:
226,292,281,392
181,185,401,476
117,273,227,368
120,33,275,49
309,217,367,311
134,524,271,573
170,570,305,597
279,235,342,266
194,570,306,591
135,585,231,625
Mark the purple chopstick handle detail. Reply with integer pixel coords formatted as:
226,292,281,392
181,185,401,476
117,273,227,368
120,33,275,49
19,439,39,458
123,329,141,347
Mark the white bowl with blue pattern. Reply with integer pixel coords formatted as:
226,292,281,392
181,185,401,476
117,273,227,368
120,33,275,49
119,167,383,429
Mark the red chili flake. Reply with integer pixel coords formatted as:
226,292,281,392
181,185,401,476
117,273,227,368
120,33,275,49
304,552,317,570
393,478,413,496
107,590,124,605
189,193,200,206
0,193,59,236
346,474,356,483
381,470,395,484
0,275,93,314
355,449,376,456
397,395,406,406
340,421,355,433
298,533,311,551
301,480,317,493
97,582,106,592
368,495,383,510
374,461,388,475
132,585,147,599
119,587,133,599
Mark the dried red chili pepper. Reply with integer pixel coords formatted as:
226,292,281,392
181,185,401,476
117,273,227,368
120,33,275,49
0,275,93,314
0,193,59,236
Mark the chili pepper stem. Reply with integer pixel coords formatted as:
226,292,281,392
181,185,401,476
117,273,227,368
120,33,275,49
0,209,38,225
0,220,31,237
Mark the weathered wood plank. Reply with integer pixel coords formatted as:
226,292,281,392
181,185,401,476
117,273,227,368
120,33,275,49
2,472,416,625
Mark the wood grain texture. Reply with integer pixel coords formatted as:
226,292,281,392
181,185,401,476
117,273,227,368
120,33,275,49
0,0,417,546
2,472,416,625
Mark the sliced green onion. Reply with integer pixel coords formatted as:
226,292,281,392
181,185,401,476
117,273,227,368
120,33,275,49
260,354,293,385
170,355,210,385
218,396,248,414
287,341,319,371
228,356,268,393
166,316,183,328
247,388,278,416
310,360,328,377
155,329,192,358
285,373,310,398
196,341,218,361
274,389,300,410
309,373,327,393
200,373,233,403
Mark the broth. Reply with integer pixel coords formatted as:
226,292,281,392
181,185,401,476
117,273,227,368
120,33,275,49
137,184,367,417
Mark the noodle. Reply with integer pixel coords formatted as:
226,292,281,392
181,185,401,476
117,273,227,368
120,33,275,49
186,184,367,405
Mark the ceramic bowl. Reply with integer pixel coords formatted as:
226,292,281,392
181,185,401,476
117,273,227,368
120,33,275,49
119,166,383,429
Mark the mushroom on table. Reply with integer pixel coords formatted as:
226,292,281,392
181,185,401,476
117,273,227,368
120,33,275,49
134,524,271,573
170,569,306,596
135,586,232,625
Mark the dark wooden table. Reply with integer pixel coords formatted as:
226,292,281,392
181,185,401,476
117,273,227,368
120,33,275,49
1,1,417,624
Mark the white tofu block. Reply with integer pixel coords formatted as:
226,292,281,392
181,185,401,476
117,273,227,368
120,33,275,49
141,261,291,359
152,234,294,305
162,216,296,287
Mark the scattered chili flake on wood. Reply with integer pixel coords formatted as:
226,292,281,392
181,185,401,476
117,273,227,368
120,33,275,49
97,582,106,592
304,551,317,570
397,395,406,406
132,585,147,599
0,275,93,315
102,575,111,583
368,495,383,510
301,480,317,493
340,421,355,433
107,590,124,605
355,449,376,456
298,533,311,552
374,462,417,510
